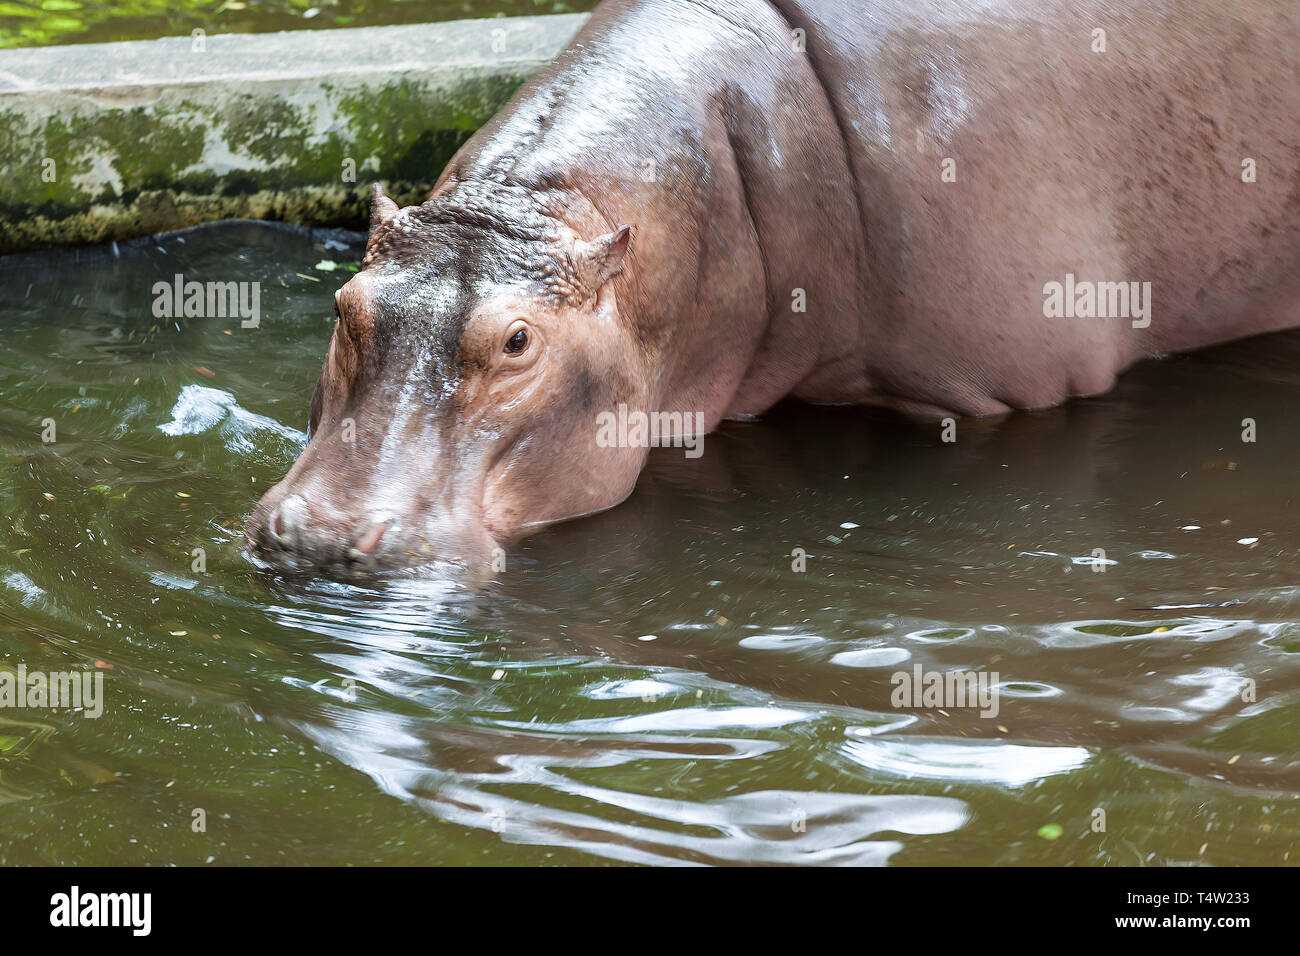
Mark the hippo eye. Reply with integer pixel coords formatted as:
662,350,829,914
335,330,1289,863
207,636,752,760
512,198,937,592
505,328,529,355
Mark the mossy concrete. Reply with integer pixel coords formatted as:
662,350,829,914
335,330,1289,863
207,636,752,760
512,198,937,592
0,14,588,252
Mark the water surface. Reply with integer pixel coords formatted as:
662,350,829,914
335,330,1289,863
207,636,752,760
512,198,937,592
0,221,1297,865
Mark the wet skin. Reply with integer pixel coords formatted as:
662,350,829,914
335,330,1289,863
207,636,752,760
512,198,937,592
246,0,1300,574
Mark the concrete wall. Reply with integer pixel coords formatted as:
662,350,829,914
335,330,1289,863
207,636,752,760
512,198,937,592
0,14,588,252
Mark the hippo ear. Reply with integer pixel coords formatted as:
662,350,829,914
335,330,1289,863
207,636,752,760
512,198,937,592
369,183,398,232
363,184,400,267
429,167,459,200
574,225,632,291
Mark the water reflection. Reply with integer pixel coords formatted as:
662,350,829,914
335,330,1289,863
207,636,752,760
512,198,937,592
1,222,1298,865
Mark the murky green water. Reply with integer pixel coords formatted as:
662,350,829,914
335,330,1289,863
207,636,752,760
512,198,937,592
1,220,1298,865
0,0,594,50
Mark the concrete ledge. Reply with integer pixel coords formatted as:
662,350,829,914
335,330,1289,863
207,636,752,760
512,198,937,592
0,14,589,252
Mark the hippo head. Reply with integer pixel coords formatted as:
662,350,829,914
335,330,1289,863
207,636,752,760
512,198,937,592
245,182,647,575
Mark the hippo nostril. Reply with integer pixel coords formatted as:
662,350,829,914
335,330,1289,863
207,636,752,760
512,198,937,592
271,494,309,547
350,520,389,559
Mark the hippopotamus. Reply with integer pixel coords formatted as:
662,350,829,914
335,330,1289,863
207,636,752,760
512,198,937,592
246,0,1300,574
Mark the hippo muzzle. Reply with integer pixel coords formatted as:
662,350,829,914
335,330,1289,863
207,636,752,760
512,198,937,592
244,184,645,578
245,423,499,576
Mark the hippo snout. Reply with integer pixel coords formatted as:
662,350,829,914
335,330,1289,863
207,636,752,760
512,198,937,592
246,482,494,575
246,492,391,569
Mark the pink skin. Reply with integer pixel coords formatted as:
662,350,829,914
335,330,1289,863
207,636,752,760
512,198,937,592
469,284,654,538
245,200,657,575
248,0,1300,576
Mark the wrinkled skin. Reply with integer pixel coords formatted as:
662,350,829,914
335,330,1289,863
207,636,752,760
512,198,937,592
247,0,1300,575
248,181,650,572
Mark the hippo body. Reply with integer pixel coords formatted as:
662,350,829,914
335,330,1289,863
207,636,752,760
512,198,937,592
248,0,1300,572
453,0,1300,418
